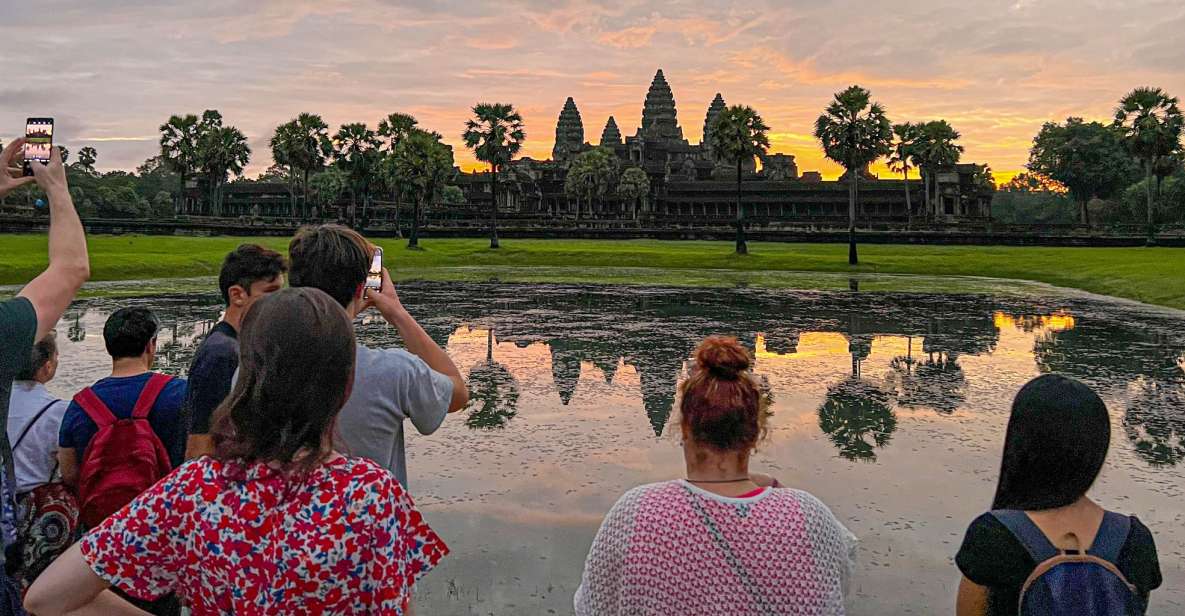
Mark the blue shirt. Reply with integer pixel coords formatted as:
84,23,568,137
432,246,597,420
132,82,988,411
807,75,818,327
59,373,188,468
182,321,238,436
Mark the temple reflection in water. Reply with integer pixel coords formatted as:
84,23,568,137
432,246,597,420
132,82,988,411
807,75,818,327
55,282,1185,469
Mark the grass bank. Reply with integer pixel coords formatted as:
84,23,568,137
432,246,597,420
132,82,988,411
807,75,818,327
1,234,1181,308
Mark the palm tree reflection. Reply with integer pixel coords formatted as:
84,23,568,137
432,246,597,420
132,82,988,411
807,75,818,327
1124,378,1185,467
818,333,897,462
465,330,520,430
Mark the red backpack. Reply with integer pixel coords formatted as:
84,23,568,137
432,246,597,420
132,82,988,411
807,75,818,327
72,373,174,527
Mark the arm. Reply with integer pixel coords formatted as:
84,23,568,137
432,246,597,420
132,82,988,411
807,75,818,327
58,447,79,488
956,577,988,616
24,544,151,616
185,435,214,460
16,145,90,340
366,269,468,412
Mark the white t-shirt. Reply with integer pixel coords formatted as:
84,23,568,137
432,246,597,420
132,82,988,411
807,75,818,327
6,381,69,494
333,344,454,489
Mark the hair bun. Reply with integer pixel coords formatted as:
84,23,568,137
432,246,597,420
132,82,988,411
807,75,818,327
695,336,751,380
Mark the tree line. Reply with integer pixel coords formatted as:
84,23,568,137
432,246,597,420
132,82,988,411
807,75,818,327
4,83,1180,255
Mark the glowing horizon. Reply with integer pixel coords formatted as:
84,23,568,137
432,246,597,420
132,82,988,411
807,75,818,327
2,1,1181,183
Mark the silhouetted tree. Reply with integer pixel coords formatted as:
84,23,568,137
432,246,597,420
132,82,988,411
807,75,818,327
710,105,770,255
462,103,525,249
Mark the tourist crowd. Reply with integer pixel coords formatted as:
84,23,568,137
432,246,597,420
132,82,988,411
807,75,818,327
0,139,1165,615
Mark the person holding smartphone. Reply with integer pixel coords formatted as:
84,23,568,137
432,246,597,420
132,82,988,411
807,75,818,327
0,137,89,607
286,225,468,489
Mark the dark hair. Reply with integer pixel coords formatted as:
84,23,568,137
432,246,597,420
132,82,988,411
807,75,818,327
211,287,355,470
103,307,159,359
678,336,768,451
992,374,1111,511
287,225,371,309
218,244,288,304
16,331,57,381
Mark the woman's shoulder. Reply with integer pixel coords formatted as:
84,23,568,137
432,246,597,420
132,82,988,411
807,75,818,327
955,512,1035,587
1119,514,1163,592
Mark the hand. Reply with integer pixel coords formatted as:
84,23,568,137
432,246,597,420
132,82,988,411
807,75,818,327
0,138,35,198
749,472,781,488
31,145,69,195
363,268,407,319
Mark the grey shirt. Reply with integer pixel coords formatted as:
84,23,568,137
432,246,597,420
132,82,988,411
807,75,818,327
334,344,454,488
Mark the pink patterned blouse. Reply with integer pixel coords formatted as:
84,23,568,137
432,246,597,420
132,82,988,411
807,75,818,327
575,480,857,616
80,456,447,615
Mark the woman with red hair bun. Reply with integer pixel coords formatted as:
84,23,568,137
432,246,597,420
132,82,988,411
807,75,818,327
575,336,857,616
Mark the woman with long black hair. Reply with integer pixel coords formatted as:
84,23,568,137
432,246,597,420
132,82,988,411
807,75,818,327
25,288,448,615
955,374,1162,615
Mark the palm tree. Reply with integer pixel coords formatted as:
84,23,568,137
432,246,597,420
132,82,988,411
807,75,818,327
814,86,893,265
389,129,454,248
907,121,963,219
617,166,650,220
377,113,419,152
271,113,332,218
710,105,770,255
1114,87,1184,241
462,103,526,249
564,147,619,219
195,111,250,216
159,114,200,214
888,123,918,227
377,112,420,229
77,146,98,175
332,123,381,227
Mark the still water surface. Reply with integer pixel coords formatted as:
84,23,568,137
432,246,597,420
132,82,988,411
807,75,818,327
41,280,1185,614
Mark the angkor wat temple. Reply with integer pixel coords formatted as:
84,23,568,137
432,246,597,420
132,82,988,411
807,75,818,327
165,68,992,225
456,69,994,224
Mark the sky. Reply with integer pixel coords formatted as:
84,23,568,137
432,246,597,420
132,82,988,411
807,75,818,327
2,0,1183,182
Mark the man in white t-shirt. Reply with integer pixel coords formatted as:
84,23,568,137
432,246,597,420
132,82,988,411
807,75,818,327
286,225,469,487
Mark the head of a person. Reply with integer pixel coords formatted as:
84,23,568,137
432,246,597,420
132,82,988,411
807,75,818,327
218,244,288,312
677,336,768,455
287,224,372,316
103,307,159,366
16,331,58,384
212,287,356,469
991,374,1111,511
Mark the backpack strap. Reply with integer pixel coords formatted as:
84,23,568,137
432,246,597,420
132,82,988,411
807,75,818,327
73,388,118,429
132,374,173,419
991,509,1060,563
1087,511,1131,564
13,401,60,451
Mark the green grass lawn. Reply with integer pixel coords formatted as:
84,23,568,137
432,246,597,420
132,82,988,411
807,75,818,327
1,234,1182,309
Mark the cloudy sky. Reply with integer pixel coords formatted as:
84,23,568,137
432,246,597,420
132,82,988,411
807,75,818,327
3,0,1183,181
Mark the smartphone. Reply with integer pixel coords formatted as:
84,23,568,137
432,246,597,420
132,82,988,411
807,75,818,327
365,247,383,290
23,117,54,176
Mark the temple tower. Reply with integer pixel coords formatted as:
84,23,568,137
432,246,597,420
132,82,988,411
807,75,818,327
702,93,726,159
600,116,622,146
640,69,683,142
552,97,585,162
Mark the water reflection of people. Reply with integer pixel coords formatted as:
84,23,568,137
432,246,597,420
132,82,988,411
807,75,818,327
576,336,857,615
465,330,520,429
955,375,1163,615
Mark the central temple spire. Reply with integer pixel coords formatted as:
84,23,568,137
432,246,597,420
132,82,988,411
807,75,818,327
640,69,683,142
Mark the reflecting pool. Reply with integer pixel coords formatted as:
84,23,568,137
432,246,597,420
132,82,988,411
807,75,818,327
39,280,1185,614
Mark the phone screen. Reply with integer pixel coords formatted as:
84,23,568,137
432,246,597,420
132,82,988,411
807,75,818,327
365,247,383,290
24,118,54,163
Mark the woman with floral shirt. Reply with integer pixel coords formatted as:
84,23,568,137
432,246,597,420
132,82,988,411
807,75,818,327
26,287,448,615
